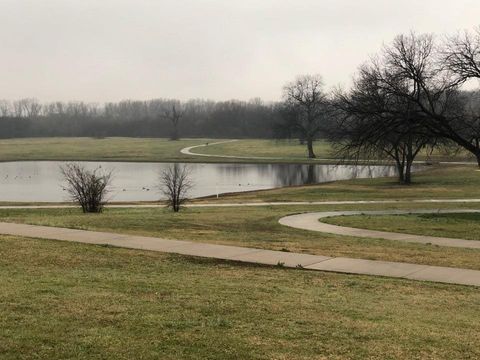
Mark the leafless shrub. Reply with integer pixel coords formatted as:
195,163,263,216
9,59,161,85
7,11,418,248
60,163,113,213
159,164,193,212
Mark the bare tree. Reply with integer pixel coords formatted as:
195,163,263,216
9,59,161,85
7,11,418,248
281,75,330,158
332,63,438,184
355,32,480,166
13,98,42,118
443,28,480,83
159,164,193,212
0,100,11,117
162,101,183,140
60,163,113,213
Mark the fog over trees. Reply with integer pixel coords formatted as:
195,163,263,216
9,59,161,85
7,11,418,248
0,98,281,139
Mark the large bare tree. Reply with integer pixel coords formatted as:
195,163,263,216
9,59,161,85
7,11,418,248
281,75,330,158
358,32,480,166
333,63,437,184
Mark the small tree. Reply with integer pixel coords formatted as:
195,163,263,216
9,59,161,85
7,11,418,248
60,163,113,213
162,101,184,140
160,164,192,212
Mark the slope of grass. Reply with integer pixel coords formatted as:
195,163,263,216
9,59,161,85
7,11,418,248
205,165,480,202
1,235,480,359
324,212,480,241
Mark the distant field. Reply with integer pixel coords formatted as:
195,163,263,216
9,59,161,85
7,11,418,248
193,138,475,162
0,137,207,162
198,139,334,159
0,137,474,163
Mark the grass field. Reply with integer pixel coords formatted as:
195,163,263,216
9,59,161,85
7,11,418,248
0,137,474,164
0,137,207,162
192,138,475,162
324,212,480,241
1,235,480,359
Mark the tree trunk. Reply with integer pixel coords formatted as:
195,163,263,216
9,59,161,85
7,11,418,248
170,124,178,141
307,137,316,158
476,150,480,168
403,142,414,185
404,160,412,185
395,160,405,183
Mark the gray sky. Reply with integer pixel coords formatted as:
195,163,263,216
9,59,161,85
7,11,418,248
1,0,479,102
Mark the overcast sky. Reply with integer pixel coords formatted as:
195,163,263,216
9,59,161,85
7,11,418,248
0,0,479,103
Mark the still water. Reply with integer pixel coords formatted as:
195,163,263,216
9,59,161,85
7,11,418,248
0,161,400,202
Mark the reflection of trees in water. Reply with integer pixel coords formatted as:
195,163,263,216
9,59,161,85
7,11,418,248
255,164,399,187
215,163,401,188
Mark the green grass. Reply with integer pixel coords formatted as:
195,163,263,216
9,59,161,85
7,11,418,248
198,139,334,159
1,235,480,359
0,137,474,164
203,165,480,203
324,212,480,241
194,139,475,162
1,202,480,270
0,137,211,162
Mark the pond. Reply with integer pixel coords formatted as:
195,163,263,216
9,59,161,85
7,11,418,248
0,161,402,202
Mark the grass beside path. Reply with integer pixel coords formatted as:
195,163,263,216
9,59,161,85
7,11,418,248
1,235,480,359
1,202,480,270
0,137,211,162
324,212,480,241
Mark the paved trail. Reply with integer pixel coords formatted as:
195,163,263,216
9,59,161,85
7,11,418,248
0,198,479,209
2,218,480,287
279,209,480,249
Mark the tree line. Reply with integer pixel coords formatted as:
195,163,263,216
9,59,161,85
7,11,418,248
0,98,281,139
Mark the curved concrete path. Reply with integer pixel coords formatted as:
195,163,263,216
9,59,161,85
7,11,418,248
1,221,480,286
181,140,285,160
279,209,480,249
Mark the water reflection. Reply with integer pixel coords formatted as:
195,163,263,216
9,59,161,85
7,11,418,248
0,161,404,202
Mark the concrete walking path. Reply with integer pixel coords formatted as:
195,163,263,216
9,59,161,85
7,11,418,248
279,209,480,249
1,221,480,287
1,198,480,209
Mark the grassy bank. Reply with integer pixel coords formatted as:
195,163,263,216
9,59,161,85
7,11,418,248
202,165,480,203
1,235,480,359
1,202,480,270
324,212,480,241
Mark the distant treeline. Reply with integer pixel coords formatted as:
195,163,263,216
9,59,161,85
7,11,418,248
0,98,282,139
